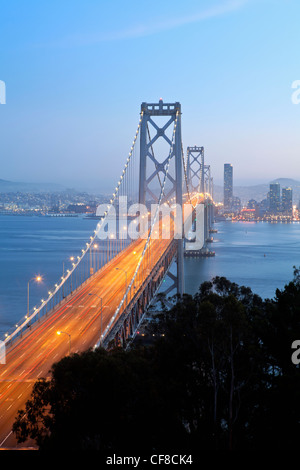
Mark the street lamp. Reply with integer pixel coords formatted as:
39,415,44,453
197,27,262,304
56,330,71,355
62,257,75,297
93,244,98,271
62,261,65,298
88,293,109,347
69,256,75,293
27,275,42,317
115,267,128,307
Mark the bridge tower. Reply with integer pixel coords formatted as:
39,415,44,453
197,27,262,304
204,164,212,232
186,146,204,194
184,146,215,257
139,99,184,296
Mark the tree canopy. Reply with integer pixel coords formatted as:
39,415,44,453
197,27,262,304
13,270,300,450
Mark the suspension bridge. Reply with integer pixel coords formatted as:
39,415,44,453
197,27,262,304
0,100,215,448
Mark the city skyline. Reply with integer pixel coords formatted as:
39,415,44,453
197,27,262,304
0,0,300,191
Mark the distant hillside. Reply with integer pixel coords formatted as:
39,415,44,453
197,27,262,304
0,179,66,193
214,178,300,205
270,178,300,189
1,177,300,203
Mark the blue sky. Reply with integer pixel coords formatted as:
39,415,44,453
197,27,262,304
0,0,300,191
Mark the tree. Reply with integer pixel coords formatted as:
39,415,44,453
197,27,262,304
13,274,300,450
13,347,188,450
149,277,266,449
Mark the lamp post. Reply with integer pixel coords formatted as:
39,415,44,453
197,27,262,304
27,276,42,317
56,330,71,355
89,244,92,275
62,257,75,297
88,293,109,347
62,261,65,298
70,256,74,293
115,267,128,307
93,244,98,272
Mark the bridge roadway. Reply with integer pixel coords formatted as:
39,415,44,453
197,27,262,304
0,232,175,448
0,194,204,448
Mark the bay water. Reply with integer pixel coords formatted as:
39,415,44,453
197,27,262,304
0,215,299,337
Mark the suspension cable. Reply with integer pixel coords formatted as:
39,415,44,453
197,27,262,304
102,111,179,342
3,111,144,346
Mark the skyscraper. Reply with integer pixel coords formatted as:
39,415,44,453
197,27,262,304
269,183,281,214
281,187,293,215
224,163,233,210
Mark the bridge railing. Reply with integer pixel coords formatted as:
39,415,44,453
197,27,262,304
101,238,178,348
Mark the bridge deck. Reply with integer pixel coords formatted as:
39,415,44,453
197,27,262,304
0,234,173,448
0,194,205,448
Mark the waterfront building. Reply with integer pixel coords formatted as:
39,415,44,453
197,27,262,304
247,199,258,209
224,163,233,210
231,196,241,213
269,183,281,214
281,187,293,215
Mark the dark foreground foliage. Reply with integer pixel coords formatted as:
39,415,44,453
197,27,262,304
13,270,300,450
